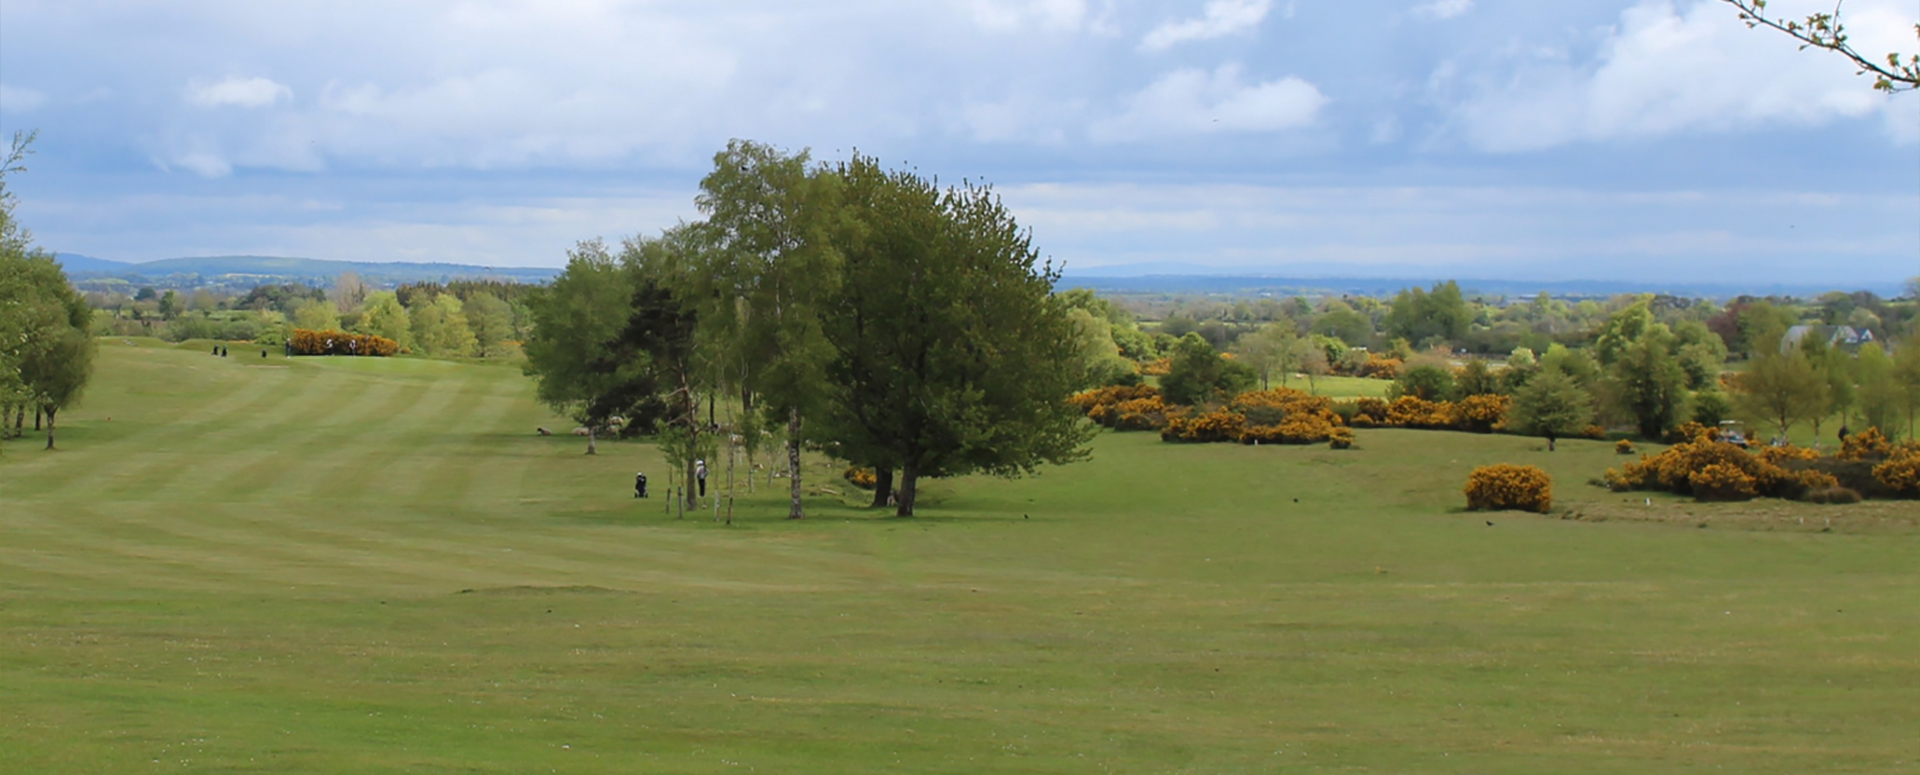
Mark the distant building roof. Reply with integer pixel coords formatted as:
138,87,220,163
1781,324,1874,354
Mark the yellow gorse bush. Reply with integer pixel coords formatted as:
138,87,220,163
1465,464,1552,514
290,329,399,357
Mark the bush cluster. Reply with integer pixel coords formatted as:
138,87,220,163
1603,435,1903,502
290,329,399,357
1615,439,1635,455
1156,388,1347,445
1838,427,1894,461
1688,462,1758,502
1337,354,1402,380
1344,395,1512,433
1071,385,1168,431
1872,449,1920,497
1328,427,1355,450
1465,464,1553,513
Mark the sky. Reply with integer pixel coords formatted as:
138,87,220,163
1,0,1916,285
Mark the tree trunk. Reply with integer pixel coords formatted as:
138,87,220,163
35,407,43,431
786,407,803,519
43,407,55,450
895,460,917,517
586,426,597,455
871,467,894,508
685,455,698,511
725,439,736,526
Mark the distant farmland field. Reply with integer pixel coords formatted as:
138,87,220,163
2,340,1915,773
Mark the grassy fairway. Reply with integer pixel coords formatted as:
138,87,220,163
3,340,1916,773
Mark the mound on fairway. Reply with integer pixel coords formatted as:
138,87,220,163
2,339,1916,773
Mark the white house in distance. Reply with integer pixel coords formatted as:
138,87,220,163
1780,324,1876,354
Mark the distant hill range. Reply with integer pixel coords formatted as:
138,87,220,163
50,253,1901,300
1055,272,1909,301
55,254,559,288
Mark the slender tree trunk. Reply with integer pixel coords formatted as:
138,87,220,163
741,386,754,493
586,426,597,455
786,407,803,519
35,407,43,431
871,467,894,509
895,459,917,517
725,438,736,526
43,407,55,450
685,454,698,511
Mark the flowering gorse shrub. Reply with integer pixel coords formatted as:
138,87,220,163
1838,427,1894,461
1754,444,1821,465
1615,439,1636,455
1154,388,1349,445
1072,385,1167,431
1465,464,1552,513
1451,394,1511,433
290,329,399,356
843,467,878,490
1873,448,1920,497
1688,462,1758,501
1160,407,1243,443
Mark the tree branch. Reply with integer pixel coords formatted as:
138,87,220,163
1721,0,1919,92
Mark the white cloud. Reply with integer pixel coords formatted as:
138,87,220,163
1451,0,1909,151
1,84,49,113
1139,0,1270,52
167,152,233,178
1412,0,1473,21
963,0,1094,32
186,76,292,108
1092,64,1324,141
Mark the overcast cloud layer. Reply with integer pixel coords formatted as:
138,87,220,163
1,0,1915,285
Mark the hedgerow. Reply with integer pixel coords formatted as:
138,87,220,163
290,329,399,356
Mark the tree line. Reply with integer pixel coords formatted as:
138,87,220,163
521,142,1092,517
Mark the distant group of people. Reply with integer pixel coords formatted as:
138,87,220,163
212,344,272,358
631,460,709,500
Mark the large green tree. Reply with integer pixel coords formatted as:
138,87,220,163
1733,351,1830,441
0,131,95,452
1384,281,1470,347
1608,327,1691,440
410,294,477,357
1895,338,1920,440
1160,333,1256,406
463,292,515,358
520,241,641,455
354,291,412,348
1505,369,1593,446
1853,343,1905,436
1231,321,1300,391
813,154,1092,516
680,140,843,519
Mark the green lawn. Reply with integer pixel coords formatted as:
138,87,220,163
2,339,1915,773
1265,373,1391,399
